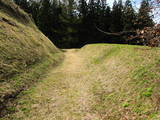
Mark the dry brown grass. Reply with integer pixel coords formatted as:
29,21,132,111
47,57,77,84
0,0,33,25
2,44,160,120
0,1,160,119
0,0,63,116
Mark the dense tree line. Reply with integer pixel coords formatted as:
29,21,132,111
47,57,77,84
13,0,154,48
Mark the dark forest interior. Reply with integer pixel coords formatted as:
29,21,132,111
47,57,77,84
13,0,155,48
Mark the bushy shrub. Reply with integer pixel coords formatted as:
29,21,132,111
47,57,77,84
137,25,160,47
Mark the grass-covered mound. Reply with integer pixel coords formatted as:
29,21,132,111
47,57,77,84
80,44,160,119
0,0,63,115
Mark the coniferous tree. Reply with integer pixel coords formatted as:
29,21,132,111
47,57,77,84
103,6,111,32
110,0,124,32
123,0,136,31
13,0,30,13
79,0,88,19
117,0,124,31
110,0,117,32
13,0,155,47
136,0,154,29
78,0,89,45
49,0,62,46
68,0,75,17
38,0,52,36
29,0,40,25
52,0,79,48
96,1,111,32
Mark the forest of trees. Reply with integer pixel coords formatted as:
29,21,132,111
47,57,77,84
13,0,155,48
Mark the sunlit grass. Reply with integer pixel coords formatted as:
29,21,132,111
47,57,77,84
2,44,159,120
0,1,63,116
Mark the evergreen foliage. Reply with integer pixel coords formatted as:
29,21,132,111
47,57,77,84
13,0,155,48
123,0,136,30
110,0,124,32
136,0,154,29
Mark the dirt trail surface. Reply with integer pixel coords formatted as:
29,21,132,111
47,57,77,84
11,49,100,120
47,49,99,120
3,44,160,120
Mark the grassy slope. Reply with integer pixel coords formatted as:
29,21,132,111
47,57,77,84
0,0,63,114
80,44,160,119
2,44,159,120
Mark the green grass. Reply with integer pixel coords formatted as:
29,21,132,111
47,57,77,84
0,0,64,116
0,1,160,119
1,44,160,120
80,44,160,119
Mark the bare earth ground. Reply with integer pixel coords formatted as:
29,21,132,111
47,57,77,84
13,49,101,120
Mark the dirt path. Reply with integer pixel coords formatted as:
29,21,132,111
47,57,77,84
3,44,160,120
5,47,134,120
48,49,98,120
55,49,83,72
11,49,100,120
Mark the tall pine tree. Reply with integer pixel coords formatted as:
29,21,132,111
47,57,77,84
123,0,136,31
13,0,30,13
37,0,52,36
136,0,154,29
110,0,124,32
